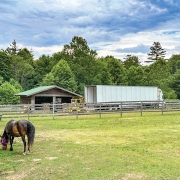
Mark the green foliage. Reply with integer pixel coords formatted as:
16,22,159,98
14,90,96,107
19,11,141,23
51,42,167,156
10,55,35,90
5,39,21,55
123,55,140,69
93,58,113,85
127,66,145,86
34,55,53,86
1,38,180,100
167,54,180,74
147,42,166,61
40,73,55,86
63,36,97,59
147,58,170,86
41,59,78,92
170,70,180,99
0,80,22,104
0,50,12,81
62,36,99,94
17,48,35,66
0,76,3,85
105,56,127,85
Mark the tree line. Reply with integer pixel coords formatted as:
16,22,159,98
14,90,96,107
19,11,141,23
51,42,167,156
0,37,180,104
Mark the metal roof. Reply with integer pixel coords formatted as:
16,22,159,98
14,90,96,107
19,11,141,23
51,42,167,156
15,85,82,97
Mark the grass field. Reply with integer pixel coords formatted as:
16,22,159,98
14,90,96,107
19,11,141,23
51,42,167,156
0,112,180,180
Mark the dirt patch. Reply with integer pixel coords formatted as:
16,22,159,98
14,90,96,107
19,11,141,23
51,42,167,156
13,159,25,162
45,157,58,160
32,158,41,161
5,172,27,180
122,173,148,180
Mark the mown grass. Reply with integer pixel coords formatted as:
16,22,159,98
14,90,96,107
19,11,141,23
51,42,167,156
0,112,180,180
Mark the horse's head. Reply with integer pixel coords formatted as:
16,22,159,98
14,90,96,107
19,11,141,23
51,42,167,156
0,134,8,150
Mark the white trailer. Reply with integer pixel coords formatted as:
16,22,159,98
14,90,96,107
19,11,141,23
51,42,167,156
84,85,163,103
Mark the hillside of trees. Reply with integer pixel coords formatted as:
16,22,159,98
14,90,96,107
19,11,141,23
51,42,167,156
1,37,180,104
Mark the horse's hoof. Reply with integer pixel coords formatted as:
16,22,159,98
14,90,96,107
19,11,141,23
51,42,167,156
23,152,26,155
10,148,13,151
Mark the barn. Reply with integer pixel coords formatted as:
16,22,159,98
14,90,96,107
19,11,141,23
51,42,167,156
15,85,82,105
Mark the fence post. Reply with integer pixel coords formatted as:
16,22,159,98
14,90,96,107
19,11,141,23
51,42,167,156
161,101,164,115
28,105,30,121
140,102,143,116
120,102,122,117
53,103,55,119
99,103,101,118
76,106,78,119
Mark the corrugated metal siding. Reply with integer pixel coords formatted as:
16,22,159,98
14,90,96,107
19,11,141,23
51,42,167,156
85,85,160,103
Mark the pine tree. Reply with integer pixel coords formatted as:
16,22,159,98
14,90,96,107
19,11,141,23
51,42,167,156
147,42,166,61
5,40,21,55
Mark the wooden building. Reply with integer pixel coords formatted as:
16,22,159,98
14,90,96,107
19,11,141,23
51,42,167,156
15,85,82,105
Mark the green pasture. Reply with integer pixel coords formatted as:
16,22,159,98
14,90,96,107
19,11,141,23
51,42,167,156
0,112,180,180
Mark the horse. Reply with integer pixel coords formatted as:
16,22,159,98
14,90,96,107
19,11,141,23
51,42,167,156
0,120,35,155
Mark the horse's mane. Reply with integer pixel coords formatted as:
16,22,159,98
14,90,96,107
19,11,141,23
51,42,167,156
3,120,15,141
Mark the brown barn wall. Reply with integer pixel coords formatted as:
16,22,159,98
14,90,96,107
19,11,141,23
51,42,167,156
20,97,31,104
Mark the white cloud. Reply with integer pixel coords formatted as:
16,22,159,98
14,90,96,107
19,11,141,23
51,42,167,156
0,0,180,65
29,45,64,59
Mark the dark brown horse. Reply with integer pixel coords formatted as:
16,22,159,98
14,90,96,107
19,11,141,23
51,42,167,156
0,120,35,155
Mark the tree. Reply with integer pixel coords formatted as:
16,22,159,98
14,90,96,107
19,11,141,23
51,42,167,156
123,55,140,69
0,76,3,85
41,59,78,92
167,54,180,74
34,55,53,86
105,56,127,85
51,52,65,67
17,48,35,66
147,42,166,61
62,36,98,94
170,70,180,99
148,58,170,86
93,58,112,85
63,36,97,60
10,55,35,90
0,79,22,104
5,40,21,55
0,50,12,81
127,66,145,86
40,73,55,86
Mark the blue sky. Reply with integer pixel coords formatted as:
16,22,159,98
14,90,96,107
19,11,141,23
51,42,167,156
1,0,180,64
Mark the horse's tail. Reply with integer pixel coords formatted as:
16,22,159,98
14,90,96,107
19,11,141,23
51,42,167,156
27,121,35,147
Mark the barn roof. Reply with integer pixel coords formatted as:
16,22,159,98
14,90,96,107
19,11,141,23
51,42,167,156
15,85,82,97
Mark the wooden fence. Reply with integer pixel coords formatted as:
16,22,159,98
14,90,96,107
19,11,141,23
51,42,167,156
0,101,180,120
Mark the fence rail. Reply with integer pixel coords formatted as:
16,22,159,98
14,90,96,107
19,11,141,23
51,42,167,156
0,101,179,120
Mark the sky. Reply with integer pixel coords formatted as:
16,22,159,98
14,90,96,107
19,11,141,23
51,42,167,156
1,0,180,65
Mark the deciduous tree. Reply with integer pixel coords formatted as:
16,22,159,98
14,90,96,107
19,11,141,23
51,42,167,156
41,59,77,92
123,55,140,69
0,79,22,104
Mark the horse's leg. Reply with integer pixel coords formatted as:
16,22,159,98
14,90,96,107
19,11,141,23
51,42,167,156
27,140,30,154
9,136,14,151
21,136,26,155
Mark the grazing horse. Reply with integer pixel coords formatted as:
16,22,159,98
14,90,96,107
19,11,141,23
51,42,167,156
0,120,35,155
